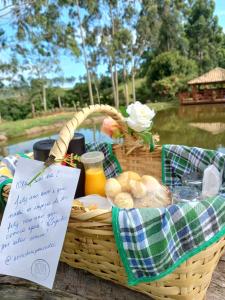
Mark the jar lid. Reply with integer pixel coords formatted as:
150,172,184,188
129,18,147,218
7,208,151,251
81,151,104,164
67,133,85,155
33,139,56,162
33,139,55,151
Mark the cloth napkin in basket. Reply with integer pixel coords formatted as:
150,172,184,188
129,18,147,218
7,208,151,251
162,144,225,189
112,194,225,286
112,145,225,285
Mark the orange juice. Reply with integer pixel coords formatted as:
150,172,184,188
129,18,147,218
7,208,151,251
85,167,106,196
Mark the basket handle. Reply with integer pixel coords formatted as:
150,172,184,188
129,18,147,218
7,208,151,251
48,104,126,161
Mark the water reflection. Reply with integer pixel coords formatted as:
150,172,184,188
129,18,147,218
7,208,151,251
189,123,225,135
0,128,112,159
0,103,225,158
152,103,225,150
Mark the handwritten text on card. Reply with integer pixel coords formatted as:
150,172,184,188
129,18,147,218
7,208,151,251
0,157,80,288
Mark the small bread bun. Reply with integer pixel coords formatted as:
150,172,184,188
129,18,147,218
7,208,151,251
154,186,171,206
117,172,130,192
141,175,161,192
114,192,134,208
105,178,121,198
127,171,141,181
129,179,147,198
117,171,141,192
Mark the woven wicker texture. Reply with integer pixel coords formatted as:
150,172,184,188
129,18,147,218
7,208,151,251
2,104,225,299
61,207,225,300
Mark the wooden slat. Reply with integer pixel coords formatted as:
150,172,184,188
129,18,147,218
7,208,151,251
0,261,224,299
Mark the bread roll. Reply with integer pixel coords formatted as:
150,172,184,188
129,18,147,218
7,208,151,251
105,178,121,198
117,172,130,192
114,192,134,208
117,171,141,192
141,175,161,192
129,179,147,198
127,171,141,181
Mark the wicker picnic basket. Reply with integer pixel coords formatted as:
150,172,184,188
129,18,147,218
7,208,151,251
2,104,225,300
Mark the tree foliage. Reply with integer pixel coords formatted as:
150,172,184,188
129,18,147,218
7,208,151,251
0,0,225,116
147,51,198,99
185,0,224,73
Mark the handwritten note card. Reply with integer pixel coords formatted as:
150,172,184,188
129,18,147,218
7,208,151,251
0,157,80,288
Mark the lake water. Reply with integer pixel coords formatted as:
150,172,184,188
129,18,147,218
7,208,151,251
0,103,225,158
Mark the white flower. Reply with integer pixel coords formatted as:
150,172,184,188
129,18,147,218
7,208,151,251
126,101,155,132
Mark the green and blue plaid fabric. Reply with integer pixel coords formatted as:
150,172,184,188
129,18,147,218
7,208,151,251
112,145,225,286
86,142,122,178
162,144,225,188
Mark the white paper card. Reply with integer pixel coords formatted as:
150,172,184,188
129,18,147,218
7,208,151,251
0,157,80,289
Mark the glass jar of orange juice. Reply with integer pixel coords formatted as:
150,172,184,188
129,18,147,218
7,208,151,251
81,151,106,196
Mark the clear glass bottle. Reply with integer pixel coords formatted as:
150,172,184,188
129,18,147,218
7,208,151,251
81,151,106,196
171,186,200,204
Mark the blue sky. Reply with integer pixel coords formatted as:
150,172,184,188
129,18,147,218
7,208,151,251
215,0,225,29
1,1,225,87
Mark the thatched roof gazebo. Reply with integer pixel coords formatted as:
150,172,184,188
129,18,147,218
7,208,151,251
179,67,225,105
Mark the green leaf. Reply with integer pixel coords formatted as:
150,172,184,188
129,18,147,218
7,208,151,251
138,132,152,145
119,106,129,117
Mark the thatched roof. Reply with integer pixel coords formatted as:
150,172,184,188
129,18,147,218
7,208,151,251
188,67,225,85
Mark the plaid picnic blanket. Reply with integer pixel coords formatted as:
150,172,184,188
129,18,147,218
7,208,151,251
112,145,225,286
0,142,122,210
162,144,225,188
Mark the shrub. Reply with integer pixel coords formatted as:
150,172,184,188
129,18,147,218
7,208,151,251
0,99,31,121
146,51,198,99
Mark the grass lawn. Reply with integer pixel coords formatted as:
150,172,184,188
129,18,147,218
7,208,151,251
0,112,74,138
0,100,178,140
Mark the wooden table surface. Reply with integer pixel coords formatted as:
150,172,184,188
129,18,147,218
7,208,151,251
0,260,224,300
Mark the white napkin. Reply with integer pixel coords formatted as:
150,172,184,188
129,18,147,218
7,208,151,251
202,165,222,198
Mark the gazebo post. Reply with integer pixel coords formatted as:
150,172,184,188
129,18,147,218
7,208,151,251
191,85,197,102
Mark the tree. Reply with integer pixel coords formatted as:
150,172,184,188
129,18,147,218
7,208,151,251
75,0,94,105
147,51,198,99
21,49,62,111
132,0,160,101
156,0,188,54
217,36,225,69
185,0,224,73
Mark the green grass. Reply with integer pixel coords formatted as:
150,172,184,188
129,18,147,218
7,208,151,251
0,112,74,138
0,102,177,139
0,82,178,140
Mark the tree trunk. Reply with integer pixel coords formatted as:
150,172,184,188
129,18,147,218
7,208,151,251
109,1,119,109
110,60,117,108
31,102,35,118
76,0,94,105
94,81,100,104
123,59,129,106
114,65,119,109
131,69,136,103
58,96,62,109
72,101,77,111
42,85,47,111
